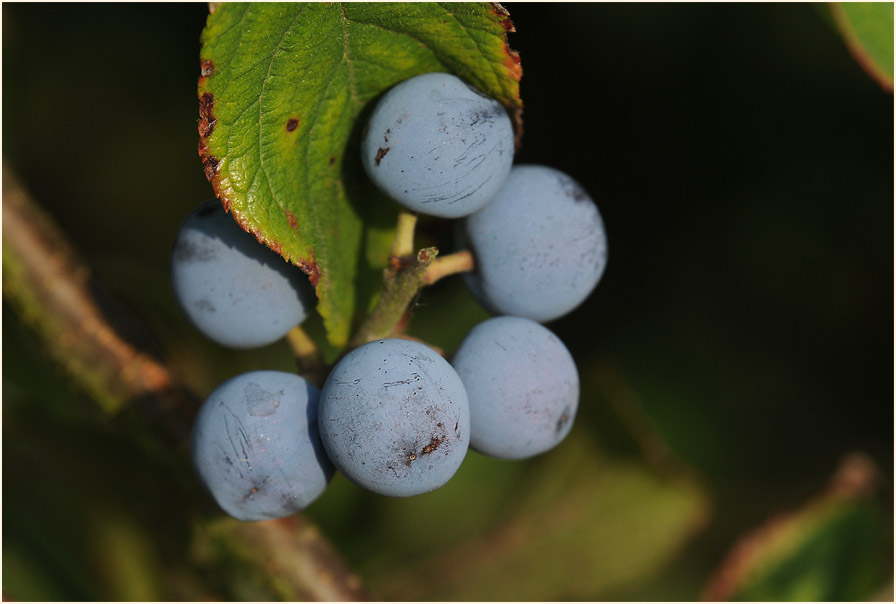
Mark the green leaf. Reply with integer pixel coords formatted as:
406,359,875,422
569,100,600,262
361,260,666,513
830,2,894,91
362,432,711,600
704,454,890,601
198,3,522,347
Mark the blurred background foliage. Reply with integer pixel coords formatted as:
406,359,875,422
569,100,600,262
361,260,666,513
2,2,893,601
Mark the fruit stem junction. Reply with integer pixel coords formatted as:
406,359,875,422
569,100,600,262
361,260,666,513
349,246,438,348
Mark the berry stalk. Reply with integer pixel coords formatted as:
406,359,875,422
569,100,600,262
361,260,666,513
349,246,438,348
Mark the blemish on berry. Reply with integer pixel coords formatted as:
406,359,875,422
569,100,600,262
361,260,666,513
556,410,570,434
374,146,390,166
421,436,442,455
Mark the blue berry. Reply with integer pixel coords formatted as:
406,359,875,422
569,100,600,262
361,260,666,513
318,338,470,497
462,165,608,322
191,370,334,521
361,73,515,219
452,316,579,460
171,200,315,348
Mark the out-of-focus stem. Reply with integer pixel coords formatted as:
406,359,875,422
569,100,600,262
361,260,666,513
209,515,367,601
4,161,369,599
2,162,196,440
286,325,329,387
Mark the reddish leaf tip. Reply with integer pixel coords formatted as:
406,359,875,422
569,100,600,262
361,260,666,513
299,260,322,286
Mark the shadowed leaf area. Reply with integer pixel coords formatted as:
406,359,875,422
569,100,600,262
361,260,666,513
704,455,890,601
830,2,894,90
198,2,522,347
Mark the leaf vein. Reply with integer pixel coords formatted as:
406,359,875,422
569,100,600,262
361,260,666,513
257,8,304,225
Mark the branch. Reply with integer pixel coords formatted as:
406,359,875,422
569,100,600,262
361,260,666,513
2,161,366,601
2,162,195,441
204,516,367,601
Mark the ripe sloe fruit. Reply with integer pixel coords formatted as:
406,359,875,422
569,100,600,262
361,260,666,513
171,200,315,348
452,316,579,459
191,370,334,521
462,165,608,322
361,72,514,219
318,338,471,497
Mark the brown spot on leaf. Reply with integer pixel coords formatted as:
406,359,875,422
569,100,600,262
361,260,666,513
488,4,524,148
203,156,220,182
198,92,216,139
299,260,321,286
286,117,299,132
266,239,283,256
503,48,522,76
329,156,336,166
285,210,299,231
492,3,515,32
374,146,390,166
200,59,215,78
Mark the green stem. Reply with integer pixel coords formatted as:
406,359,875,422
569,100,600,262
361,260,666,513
423,249,474,285
286,326,329,387
390,210,418,264
349,247,438,348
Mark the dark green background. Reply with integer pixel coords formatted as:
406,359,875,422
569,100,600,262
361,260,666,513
3,2,892,601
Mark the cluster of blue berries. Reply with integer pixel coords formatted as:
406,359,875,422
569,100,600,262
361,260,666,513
174,73,607,522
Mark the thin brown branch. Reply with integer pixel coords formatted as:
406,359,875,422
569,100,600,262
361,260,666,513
3,161,367,600
2,162,195,440
210,516,367,602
